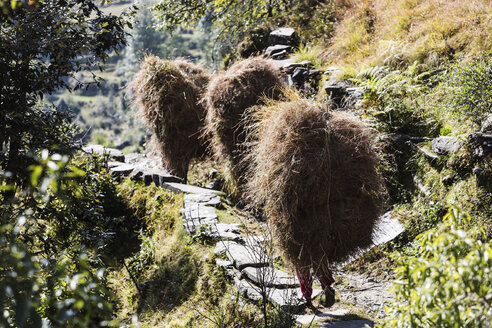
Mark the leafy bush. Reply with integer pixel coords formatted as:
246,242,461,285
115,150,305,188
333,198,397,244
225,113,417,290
444,56,492,126
355,63,441,136
0,153,120,327
383,208,492,328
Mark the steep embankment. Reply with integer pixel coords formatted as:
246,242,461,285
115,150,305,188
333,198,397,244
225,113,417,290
322,0,491,71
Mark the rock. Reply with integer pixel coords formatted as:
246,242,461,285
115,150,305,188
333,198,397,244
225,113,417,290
264,44,291,57
214,240,236,256
205,180,223,191
269,27,297,45
431,136,462,155
233,277,321,309
324,66,343,79
336,212,405,268
183,218,219,235
225,242,270,270
324,80,351,108
414,145,439,162
184,193,222,208
371,212,405,246
295,308,351,326
241,266,299,288
271,50,288,59
161,182,222,195
107,161,125,168
216,259,234,269
317,320,374,328
208,169,219,179
481,113,492,133
282,60,313,73
83,144,125,162
181,204,218,222
109,163,135,179
468,132,492,158
210,223,243,241
291,67,309,87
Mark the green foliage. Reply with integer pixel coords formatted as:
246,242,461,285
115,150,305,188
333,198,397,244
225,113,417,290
0,0,130,181
355,63,441,136
153,0,286,40
383,208,492,328
0,153,121,327
443,56,492,126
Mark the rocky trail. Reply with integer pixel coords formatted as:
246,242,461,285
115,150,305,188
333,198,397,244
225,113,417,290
83,143,404,327
82,28,491,327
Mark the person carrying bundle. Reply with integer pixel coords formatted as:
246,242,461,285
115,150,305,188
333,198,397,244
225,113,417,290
247,97,386,307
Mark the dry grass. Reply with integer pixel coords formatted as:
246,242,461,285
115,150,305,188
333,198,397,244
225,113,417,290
130,55,208,179
203,57,287,195
172,58,211,93
322,0,492,70
246,96,386,273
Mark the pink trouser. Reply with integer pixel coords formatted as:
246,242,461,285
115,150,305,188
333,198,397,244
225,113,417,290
295,264,335,301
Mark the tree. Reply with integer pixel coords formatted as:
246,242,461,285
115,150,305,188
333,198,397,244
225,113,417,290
152,0,292,41
0,0,132,187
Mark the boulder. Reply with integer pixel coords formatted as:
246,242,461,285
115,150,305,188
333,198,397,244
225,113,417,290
269,27,297,45
431,136,462,155
324,80,351,108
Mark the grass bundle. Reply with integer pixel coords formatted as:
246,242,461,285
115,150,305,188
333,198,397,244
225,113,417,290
247,98,386,272
130,55,208,179
203,57,286,194
172,58,211,93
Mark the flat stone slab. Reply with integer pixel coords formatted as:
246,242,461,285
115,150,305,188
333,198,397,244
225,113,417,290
242,266,299,288
234,277,321,309
295,308,351,326
183,218,219,235
162,182,222,195
181,204,218,222
212,223,242,241
214,240,235,256
336,212,405,268
318,320,374,328
270,27,296,45
83,144,124,162
265,44,291,57
187,222,242,241
371,212,405,246
226,242,270,270
184,194,222,208
109,163,135,178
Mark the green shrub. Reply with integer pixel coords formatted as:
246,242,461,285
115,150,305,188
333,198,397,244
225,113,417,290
444,56,492,127
355,63,441,136
383,208,492,328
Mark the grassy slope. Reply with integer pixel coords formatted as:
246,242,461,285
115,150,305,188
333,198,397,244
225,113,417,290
317,0,491,72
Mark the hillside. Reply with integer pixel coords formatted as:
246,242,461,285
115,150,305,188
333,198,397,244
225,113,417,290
1,1,491,327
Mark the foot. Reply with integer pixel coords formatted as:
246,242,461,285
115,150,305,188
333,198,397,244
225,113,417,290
323,286,336,307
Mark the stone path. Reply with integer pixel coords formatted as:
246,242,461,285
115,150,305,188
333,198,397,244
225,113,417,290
177,168,404,327
88,142,404,327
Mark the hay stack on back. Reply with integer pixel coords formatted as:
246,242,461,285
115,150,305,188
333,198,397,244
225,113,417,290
247,98,385,273
203,57,286,194
130,55,209,179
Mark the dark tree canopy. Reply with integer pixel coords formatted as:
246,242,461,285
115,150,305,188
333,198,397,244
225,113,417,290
0,0,131,183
